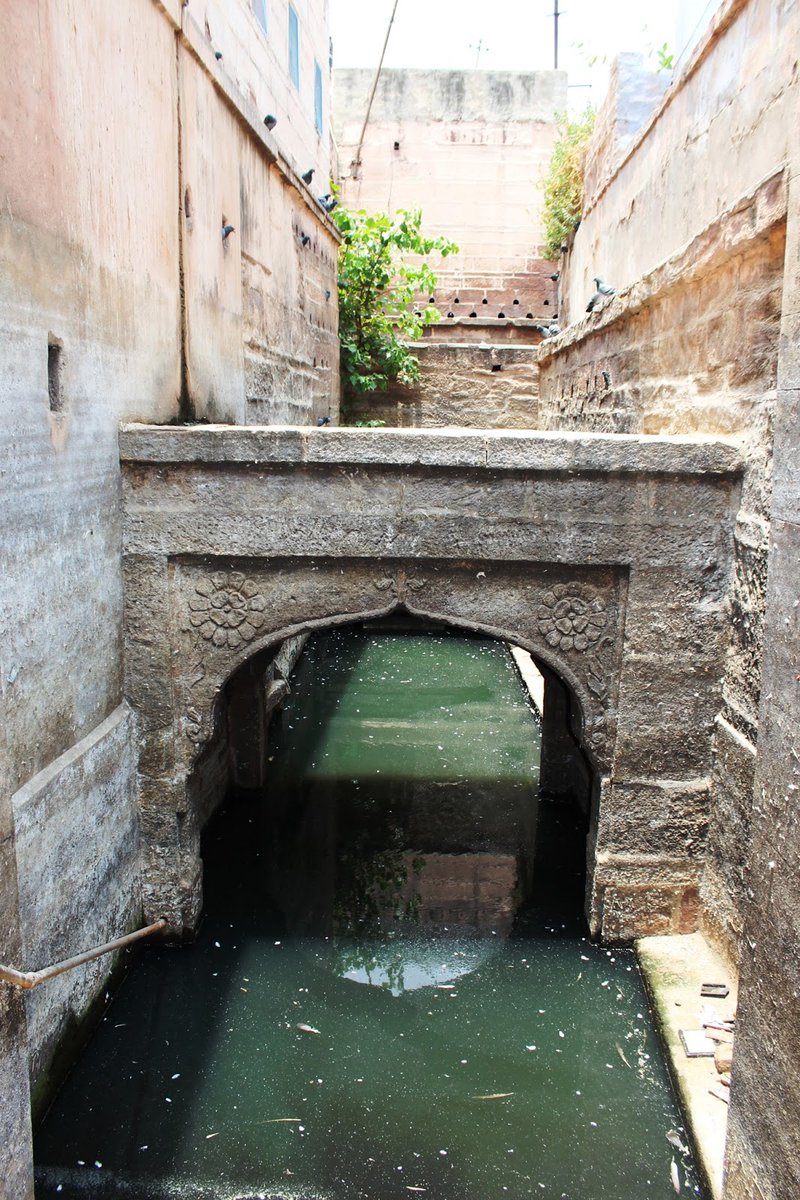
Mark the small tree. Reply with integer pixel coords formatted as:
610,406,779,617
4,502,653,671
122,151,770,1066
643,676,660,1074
541,107,596,260
332,205,458,401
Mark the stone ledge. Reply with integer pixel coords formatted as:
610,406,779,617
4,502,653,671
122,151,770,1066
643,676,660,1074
119,424,742,477
637,932,739,1200
543,167,787,361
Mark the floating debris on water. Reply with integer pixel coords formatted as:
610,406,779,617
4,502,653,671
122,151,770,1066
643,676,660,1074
667,1129,689,1154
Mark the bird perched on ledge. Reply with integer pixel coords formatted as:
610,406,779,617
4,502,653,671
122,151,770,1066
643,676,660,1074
586,276,616,312
317,194,339,213
263,113,278,131
221,223,235,240
301,168,315,184
317,416,331,426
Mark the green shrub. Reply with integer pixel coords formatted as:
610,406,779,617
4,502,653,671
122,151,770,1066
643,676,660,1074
541,107,596,260
332,205,458,400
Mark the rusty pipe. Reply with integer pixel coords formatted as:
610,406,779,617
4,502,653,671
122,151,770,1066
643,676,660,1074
0,919,167,990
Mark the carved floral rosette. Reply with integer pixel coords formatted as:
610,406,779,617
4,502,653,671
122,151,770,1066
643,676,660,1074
188,571,266,649
537,583,607,653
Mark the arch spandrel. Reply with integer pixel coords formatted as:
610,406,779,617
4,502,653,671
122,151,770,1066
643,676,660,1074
169,558,626,778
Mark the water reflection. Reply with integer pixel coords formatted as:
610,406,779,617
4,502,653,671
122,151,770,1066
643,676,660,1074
262,629,543,944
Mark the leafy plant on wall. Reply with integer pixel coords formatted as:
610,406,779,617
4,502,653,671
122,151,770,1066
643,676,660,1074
332,205,458,405
541,107,596,261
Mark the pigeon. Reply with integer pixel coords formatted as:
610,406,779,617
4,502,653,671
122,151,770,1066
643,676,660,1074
324,289,331,300
301,168,314,184
300,233,311,247
317,416,331,426
586,277,615,312
264,114,278,131
534,322,561,338
214,50,223,60
550,272,560,282
317,194,338,213
221,224,235,240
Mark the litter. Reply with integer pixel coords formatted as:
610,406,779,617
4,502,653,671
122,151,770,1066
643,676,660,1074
679,1029,716,1057
670,1158,681,1193
296,1023,321,1035
700,982,729,999
473,1092,514,1100
666,1129,689,1155
709,1084,730,1105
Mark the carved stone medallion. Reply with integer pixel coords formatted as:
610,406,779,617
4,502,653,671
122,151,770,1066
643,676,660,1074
189,571,266,649
537,583,607,653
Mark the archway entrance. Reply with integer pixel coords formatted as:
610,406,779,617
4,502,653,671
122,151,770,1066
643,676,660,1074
205,615,592,941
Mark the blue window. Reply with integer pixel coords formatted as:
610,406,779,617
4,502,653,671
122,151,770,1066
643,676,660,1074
288,5,299,89
251,0,267,33
314,60,323,133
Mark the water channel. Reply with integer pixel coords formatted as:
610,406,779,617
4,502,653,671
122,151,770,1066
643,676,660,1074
35,627,704,1200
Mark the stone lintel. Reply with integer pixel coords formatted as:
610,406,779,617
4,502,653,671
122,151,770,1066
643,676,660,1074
119,423,742,477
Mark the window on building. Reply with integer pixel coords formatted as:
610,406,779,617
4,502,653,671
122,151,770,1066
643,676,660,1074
251,0,267,33
288,4,299,89
314,59,323,133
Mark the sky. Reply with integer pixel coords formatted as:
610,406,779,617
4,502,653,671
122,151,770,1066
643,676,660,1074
329,0,683,109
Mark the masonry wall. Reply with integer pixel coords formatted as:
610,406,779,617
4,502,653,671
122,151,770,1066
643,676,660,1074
561,0,798,325
333,69,566,317
724,80,800,1200
541,0,798,974
0,0,338,1191
345,343,540,428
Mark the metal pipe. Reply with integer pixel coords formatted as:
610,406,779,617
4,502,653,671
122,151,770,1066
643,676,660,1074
351,0,400,177
0,919,167,990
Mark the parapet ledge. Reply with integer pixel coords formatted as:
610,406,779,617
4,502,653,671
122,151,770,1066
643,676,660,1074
120,424,742,478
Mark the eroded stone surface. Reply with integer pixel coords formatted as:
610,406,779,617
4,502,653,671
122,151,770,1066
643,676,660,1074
120,426,741,943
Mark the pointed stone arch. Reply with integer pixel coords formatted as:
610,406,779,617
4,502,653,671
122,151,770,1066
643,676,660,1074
121,424,741,942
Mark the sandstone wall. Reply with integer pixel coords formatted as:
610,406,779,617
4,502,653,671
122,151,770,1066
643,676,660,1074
333,69,566,316
724,83,800,1200
345,343,539,429
542,0,799,969
0,0,337,1190
561,0,798,325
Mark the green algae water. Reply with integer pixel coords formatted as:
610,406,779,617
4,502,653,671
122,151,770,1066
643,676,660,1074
35,629,704,1200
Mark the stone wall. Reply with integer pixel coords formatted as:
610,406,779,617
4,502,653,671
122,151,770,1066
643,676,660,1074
0,0,338,1191
333,69,566,315
345,343,539,428
724,81,800,1200
12,709,139,1117
561,0,798,326
542,0,798,969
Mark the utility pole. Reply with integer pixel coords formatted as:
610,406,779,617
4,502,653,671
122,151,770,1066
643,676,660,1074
352,0,400,179
470,38,488,68
553,0,560,70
